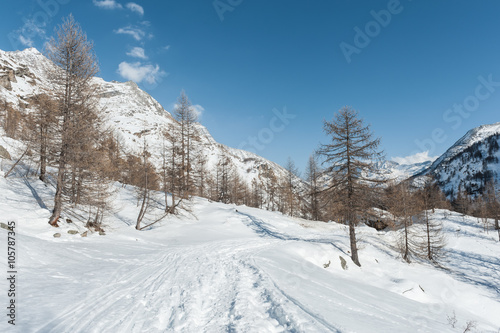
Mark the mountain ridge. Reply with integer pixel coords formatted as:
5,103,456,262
0,47,307,203
415,122,500,197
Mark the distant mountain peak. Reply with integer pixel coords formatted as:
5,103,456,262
415,122,500,198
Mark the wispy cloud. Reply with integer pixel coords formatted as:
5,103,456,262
126,47,147,59
93,0,123,10
191,105,205,119
391,151,439,165
8,18,47,49
19,35,34,47
114,26,146,41
117,61,166,84
126,2,144,15
173,103,204,119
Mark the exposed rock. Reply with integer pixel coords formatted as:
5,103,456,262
14,67,30,78
365,219,389,231
0,75,12,90
53,233,61,238
81,231,88,237
99,230,106,236
7,69,16,83
67,230,79,235
339,256,348,270
1,222,11,230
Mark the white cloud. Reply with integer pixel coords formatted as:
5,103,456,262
391,151,439,165
126,2,144,15
126,47,147,59
114,26,146,41
9,18,46,49
93,0,123,10
19,35,34,47
190,105,205,119
163,45,171,50
117,61,165,84
173,103,205,119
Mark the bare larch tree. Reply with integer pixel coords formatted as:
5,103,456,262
47,15,99,227
318,106,383,266
173,91,198,198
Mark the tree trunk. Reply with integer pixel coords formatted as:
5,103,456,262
403,216,410,263
49,154,66,227
426,210,432,260
349,218,360,266
39,128,47,182
496,218,499,242
136,188,148,230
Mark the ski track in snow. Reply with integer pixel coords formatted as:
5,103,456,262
36,236,332,333
1,165,498,332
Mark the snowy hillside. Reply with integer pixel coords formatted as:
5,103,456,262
0,148,499,332
417,123,500,197
0,47,304,196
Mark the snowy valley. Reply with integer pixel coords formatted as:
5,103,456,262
1,44,500,333
0,158,500,332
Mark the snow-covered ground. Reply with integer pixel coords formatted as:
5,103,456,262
0,155,499,332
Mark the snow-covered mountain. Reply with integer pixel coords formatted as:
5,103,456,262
415,123,500,198
0,47,301,194
368,160,433,183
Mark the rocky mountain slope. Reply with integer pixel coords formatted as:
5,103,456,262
415,123,500,198
0,47,301,196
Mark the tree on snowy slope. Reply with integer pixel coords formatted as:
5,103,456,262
386,181,419,263
318,106,384,266
23,94,57,182
483,180,500,241
46,15,101,227
162,123,186,214
304,154,322,221
282,157,300,217
215,155,232,204
0,98,22,139
173,91,198,199
415,178,447,262
135,139,161,230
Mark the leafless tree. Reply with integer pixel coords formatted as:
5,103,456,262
27,94,57,182
216,154,232,204
283,157,300,217
46,15,99,227
173,91,198,198
305,154,322,221
415,178,446,262
135,139,157,229
484,180,500,241
318,106,383,266
386,181,418,262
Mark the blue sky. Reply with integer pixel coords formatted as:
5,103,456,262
1,1,500,172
